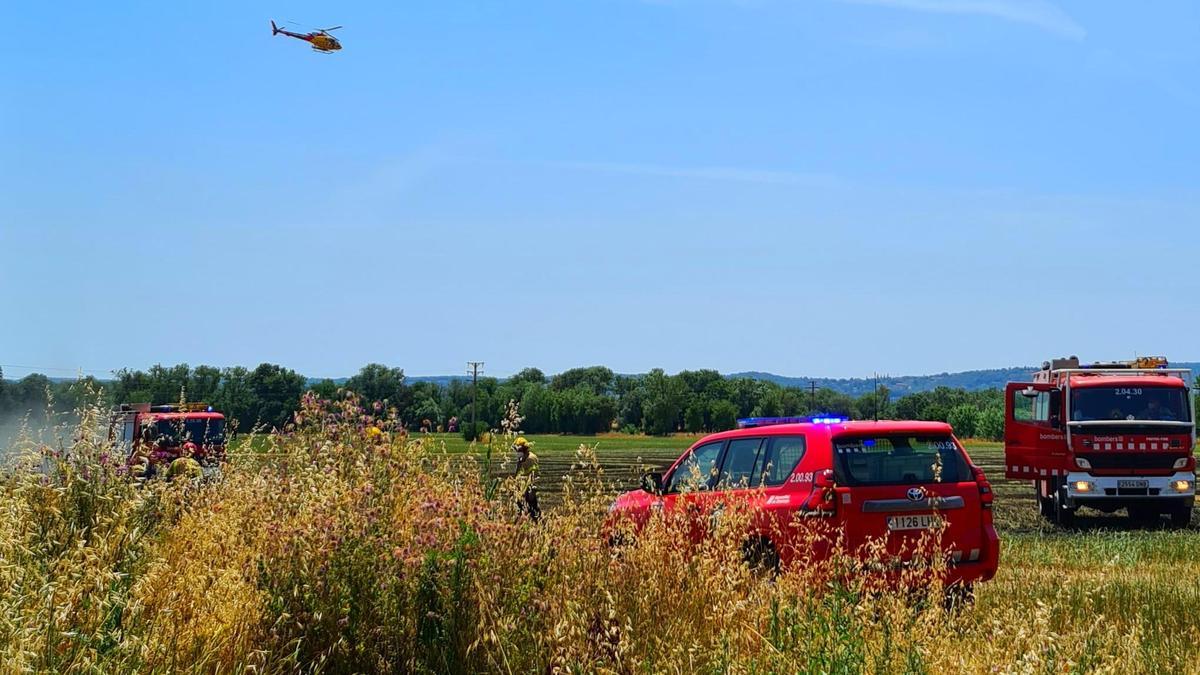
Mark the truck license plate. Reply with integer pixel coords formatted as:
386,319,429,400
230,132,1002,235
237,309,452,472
1118,480,1149,489
887,514,942,531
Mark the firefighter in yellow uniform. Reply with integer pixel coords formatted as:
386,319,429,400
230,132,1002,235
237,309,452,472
513,437,540,521
168,456,203,481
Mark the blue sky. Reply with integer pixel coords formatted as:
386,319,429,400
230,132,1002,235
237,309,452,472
2,0,1198,380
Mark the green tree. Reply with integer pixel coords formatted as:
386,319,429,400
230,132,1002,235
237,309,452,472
345,364,407,407
708,399,739,431
14,374,52,413
683,403,707,433
614,375,647,432
519,384,554,433
214,366,257,431
550,366,615,395
551,386,616,434
751,385,785,418
854,386,892,420
412,396,443,427
247,364,307,430
947,404,980,439
189,365,223,403
976,404,1004,441
509,368,547,386
643,369,685,435
309,378,340,400
147,364,192,404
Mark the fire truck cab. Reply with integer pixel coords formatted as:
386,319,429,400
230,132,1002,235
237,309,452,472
1004,356,1196,527
110,403,227,478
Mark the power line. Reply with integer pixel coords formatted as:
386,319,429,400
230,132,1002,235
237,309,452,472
1,364,116,377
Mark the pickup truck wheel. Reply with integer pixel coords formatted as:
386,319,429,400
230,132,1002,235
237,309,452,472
943,583,975,611
742,537,780,577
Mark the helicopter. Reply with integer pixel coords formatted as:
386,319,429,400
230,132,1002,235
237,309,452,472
271,20,342,53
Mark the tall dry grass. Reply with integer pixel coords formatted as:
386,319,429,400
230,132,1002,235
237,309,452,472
1,392,1198,673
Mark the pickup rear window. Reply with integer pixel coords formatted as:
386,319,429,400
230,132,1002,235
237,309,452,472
833,434,969,486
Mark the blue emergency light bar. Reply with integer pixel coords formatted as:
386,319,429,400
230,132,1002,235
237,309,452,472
737,416,846,428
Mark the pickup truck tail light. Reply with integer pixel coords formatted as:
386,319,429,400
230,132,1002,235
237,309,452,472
971,465,993,510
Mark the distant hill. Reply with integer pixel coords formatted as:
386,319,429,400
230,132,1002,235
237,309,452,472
729,368,1036,397
405,375,471,388
400,363,1200,397
731,362,1200,397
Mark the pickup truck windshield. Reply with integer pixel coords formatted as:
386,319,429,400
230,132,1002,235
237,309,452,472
1071,387,1190,423
833,434,969,486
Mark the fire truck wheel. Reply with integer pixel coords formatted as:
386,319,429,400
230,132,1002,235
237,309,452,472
1168,507,1192,529
1036,485,1054,520
1052,487,1076,527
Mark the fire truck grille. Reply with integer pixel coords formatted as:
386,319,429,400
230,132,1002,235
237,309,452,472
1079,453,1181,471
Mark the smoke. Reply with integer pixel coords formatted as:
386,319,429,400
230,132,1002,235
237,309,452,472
0,407,73,466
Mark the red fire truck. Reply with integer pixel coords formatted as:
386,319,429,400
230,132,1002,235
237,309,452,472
110,403,227,478
1005,357,1195,527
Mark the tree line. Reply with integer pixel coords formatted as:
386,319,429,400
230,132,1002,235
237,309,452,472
5,363,1198,441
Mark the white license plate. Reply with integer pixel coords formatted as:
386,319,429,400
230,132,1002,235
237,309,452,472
1118,480,1149,489
887,514,942,531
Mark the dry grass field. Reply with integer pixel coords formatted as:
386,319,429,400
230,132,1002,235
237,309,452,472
3,400,1199,673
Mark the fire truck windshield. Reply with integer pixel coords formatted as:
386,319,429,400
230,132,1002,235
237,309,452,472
1070,387,1190,423
154,418,226,446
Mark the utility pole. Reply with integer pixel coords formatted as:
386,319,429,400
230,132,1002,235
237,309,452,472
873,372,879,421
467,361,484,436
809,380,816,414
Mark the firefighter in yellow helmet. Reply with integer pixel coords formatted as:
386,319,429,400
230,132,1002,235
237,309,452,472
168,456,203,481
512,437,540,520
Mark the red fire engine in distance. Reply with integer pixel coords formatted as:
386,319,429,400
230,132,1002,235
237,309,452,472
110,403,227,479
1005,356,1195,527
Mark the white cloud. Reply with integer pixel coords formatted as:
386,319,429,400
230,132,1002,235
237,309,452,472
834,0,1085,40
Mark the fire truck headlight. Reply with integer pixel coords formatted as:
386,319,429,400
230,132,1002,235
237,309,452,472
1072,481,1095,493
1173,457,1190,470
1170,480,1193,493
1075,457,1092,470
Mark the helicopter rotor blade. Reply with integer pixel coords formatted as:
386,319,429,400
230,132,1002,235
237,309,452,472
319,25,342,32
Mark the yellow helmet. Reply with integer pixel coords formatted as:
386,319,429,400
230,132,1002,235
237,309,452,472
168,457,203,480
512,436,530,450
